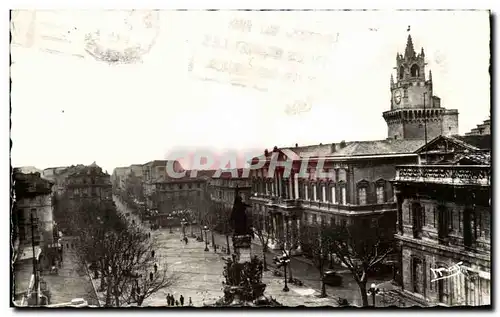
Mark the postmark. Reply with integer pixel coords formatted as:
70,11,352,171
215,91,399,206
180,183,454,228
83,10,160,64
187,13,339,115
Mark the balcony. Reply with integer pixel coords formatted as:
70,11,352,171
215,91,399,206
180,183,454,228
251,194,395,214
395,165,490,187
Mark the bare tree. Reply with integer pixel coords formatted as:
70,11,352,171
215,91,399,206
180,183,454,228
301,222,331,297
204,203,219,252
326,216,394,307
66,198,177,307
251,210,271,271
215,203,232,255
274,215,298,282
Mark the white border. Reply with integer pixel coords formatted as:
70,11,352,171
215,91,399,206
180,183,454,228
2,1,497,317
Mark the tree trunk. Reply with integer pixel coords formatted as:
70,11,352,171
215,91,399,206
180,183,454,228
358,280,369,307
137,296,144,306
225,235,231,255
105,277,112,307
200,226,204,242
319,256,327,297
262,248,268,271
211,232,216,252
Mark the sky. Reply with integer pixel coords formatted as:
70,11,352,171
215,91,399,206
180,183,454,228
10,10,491,173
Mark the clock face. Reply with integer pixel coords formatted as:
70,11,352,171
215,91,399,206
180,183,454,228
394,90,402,105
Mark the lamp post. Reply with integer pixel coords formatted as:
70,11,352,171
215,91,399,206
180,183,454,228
274,254,290,292
368,283,380,307
203,226,209,251
169,214,173,233
181,218,187,239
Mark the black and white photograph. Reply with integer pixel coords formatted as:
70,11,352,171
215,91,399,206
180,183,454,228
7,7,492,309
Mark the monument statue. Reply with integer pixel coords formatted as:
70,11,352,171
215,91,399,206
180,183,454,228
229,186,252,236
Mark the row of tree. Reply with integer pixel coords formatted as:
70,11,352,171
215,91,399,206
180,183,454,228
59,193,177,307
250,212,396,307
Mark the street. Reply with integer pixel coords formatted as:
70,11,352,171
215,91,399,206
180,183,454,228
113,196,419,307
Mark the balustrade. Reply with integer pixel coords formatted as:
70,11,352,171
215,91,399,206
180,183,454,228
396,165,490,186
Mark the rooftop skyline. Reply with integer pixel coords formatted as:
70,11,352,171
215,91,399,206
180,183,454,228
10,10,490,173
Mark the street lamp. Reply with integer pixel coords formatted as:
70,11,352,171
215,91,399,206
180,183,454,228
203,226,209,252
274,254,291,292
368,283,380,307
181,218,187,239
169,214,173,233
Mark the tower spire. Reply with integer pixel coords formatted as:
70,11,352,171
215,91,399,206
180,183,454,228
429,70,432,81
405,34,415,59
390,73,394,86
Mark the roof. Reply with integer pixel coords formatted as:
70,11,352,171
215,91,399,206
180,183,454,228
143,160,169,167
451,135,491,150
283,139,425,158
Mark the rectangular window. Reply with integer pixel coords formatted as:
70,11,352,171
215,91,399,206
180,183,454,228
412,258,423,294
358,187,367,205
376,186,385,204
412,202,423,239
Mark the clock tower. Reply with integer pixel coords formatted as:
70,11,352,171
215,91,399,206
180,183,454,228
383,34,459,140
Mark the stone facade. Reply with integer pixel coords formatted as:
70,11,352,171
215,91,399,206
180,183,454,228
13,170,55,253
393,135,491,306
249,143,423,254
465,117,491,136
383,35,459,140
210,169,252,210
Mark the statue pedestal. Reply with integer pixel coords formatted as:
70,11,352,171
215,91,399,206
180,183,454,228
232,234,252,264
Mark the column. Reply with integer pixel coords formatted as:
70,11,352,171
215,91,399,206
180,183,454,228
289,174,294,199
283,176,288,199
305,184,309,200
296,218,302,252
288,218,294,248
294,173,299,199
275,172,279,197
322,184,327,202
283,215,289,248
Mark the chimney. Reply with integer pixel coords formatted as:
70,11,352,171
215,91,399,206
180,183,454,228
331,143,336,153
295,143,298,148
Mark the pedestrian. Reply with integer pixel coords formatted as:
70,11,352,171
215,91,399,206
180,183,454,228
175,300,179,306
166,293,170,306
188,297,193,306
180,295,184,306
154,263,158,273
151,250,155,258
149,272,154,281
169,295,174,306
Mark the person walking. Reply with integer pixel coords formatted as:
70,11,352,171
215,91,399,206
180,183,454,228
169,295,174,306
180,295,184,306
154,263,158,273
151,250,155,258
166,293,171,306
188,297,193,306
175,299,179,306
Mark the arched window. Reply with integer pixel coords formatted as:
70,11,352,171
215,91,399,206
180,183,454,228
399,66,404,79
411,64,420,77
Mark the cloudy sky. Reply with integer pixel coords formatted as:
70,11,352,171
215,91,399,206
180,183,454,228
10,10,490,172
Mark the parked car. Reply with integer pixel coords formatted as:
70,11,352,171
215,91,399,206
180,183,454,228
322,270,342,286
